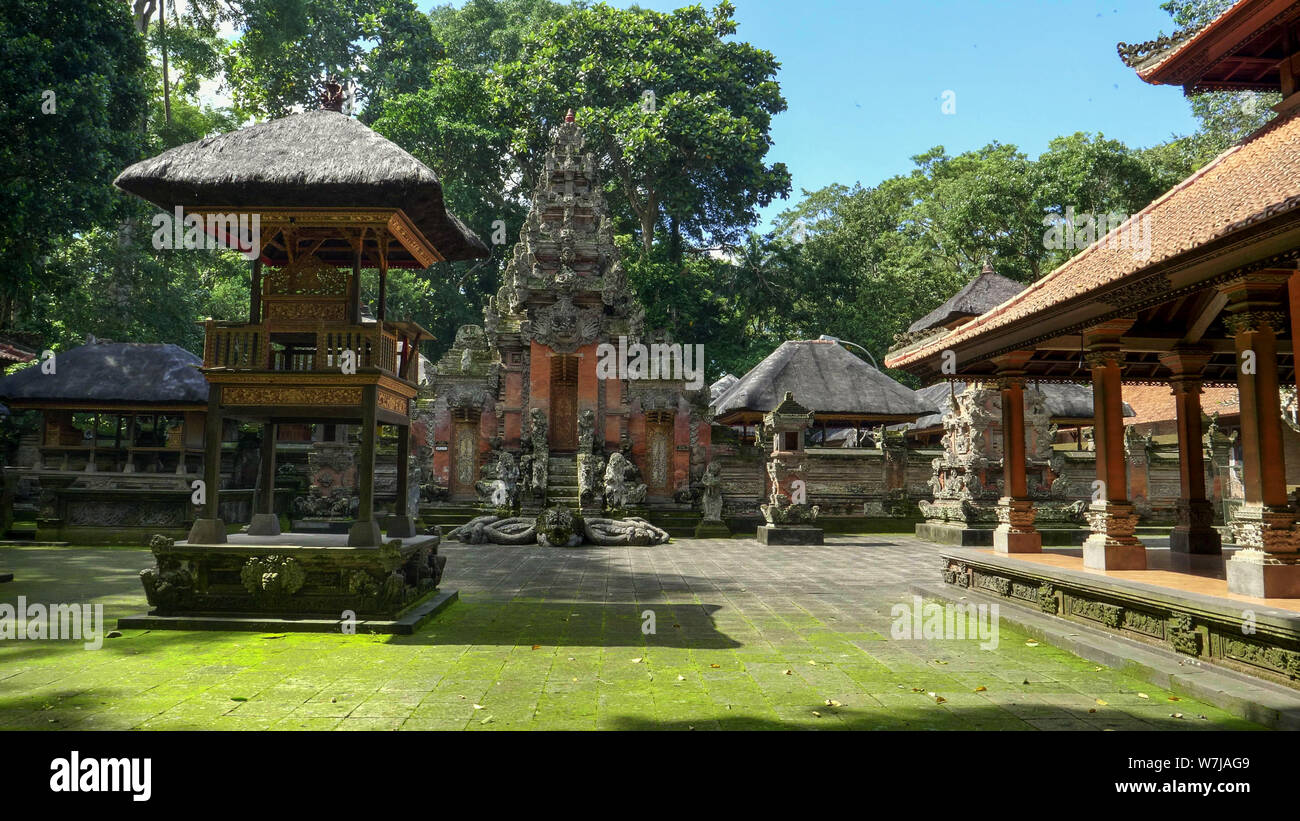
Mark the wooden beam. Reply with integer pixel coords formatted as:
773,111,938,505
1184,292,1228,344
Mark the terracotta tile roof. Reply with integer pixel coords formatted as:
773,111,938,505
1117,0,1300,92
1122,384,1240,426
0,342,35,366
1116,2,1237,79
886,107,1300,372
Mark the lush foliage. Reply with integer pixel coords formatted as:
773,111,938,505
3,0,1276,389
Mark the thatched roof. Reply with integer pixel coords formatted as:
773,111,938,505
909,381,1136,430
0,342,209,406
113,109,488,263
713,340,936,421
907,263,1026,333
709,373,738,403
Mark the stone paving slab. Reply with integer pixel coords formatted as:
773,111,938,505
0,537,1269,730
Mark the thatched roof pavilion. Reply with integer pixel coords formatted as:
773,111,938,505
712,339,937,426
113,109,488,267
0,341,208,407
906,261,1026,336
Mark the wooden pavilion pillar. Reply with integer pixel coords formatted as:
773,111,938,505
992,351,1040,553
248,422,281,537
1221,273,1300,596
249,258,262,324
348,385,382,546
1158,349,1220,554
387,421,418,538
1082,320,1145,570
188,385,227,544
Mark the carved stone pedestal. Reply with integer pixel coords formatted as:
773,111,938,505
187,517,228,545
1226,548,1300,598
756,524,823,545
993,497,1041,554
348,519,382,547
247,513,282,537
1170,498,1220,554
123,532,452,633
694,519,731,538
383,515,419,538
1082,501,1146,570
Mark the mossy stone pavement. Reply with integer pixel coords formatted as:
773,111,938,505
0,536,1264,730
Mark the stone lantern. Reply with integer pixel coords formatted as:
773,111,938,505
756,392,823,545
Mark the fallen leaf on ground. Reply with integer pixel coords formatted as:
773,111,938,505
473,704,485,710
974,686,987,692
1025,640,1039,647
631,657,643,664
1137,692,1149,699
1095,699,1108,706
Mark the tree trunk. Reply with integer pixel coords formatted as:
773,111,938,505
160,0,171,124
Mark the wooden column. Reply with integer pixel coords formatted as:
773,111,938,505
1082,319,1145,570
349,238,363,325
249,258,262,324
1159,349,1220,554
377,233,389,322
348,385,381,546
246,420,282,537
395,423,410,517
187,385,227,544
992,351,1040,553
258,422,278,515
1220,272,1300,596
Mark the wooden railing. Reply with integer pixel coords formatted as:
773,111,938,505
204,320,414,379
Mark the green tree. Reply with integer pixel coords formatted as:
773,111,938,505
492,1,790,256
0,0,149,329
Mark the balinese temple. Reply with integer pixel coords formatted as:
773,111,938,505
898,264,1143,544
107,84,484,630
0,340,210,543
901,261,1133,447
886,0,1300,684
421,113,711,520
709,338,937,521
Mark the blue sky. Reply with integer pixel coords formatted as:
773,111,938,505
422,0,1201,228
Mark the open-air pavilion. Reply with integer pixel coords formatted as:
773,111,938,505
886,0,1300,689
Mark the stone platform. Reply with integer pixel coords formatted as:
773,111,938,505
939,545,1300,690
756,524,824,545
916,521,1088,547
121,532,452,633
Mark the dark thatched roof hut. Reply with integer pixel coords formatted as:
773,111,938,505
906,380,1136,433
907,262,1026,334
0,341,209,407
712,340,937,424
113,109,488,266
